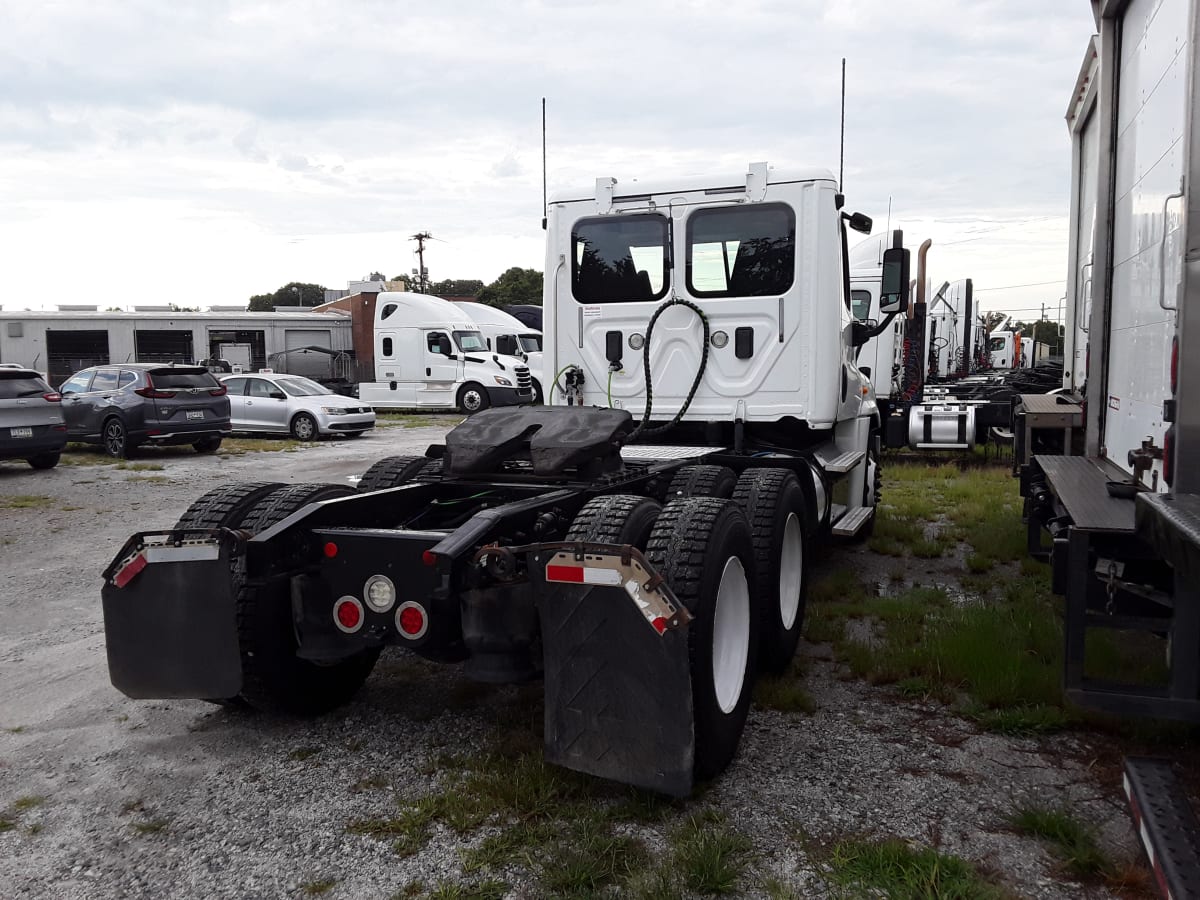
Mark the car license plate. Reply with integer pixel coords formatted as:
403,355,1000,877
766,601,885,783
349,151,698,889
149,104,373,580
10,426,32,438
186,410,204,420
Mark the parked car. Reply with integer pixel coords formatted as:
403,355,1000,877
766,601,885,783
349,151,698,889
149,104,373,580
59,364,231,458
220,373,376,440
0,367,67,469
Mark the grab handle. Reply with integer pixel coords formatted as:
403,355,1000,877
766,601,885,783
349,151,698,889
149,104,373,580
1158,179,1185,311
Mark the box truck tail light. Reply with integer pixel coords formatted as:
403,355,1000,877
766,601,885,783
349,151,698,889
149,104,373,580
1171,336,1178,394
333,597,364,633
1164,426,1175,487
395,602,428,639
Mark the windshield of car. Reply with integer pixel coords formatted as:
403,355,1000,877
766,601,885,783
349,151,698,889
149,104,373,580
519,334,542,352
276,376,332,397
454,331,487,353
0,372,50,398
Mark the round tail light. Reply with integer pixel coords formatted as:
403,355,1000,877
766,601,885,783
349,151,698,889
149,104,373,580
395,602,428,640
333,597,364,633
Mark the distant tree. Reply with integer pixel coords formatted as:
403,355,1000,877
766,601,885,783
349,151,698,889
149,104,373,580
984,311,1009,333
368,271,386,282
476,268,543,307
425,278,485,297
247,281,328,311
1013,319,1060,346
168,303,200,312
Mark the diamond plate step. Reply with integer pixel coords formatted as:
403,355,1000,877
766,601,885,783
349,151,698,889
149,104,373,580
832,506,874,537
815,449,865,474
1124,756,1200,900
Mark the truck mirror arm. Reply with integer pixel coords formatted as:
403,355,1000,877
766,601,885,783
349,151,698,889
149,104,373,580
852,311,898,348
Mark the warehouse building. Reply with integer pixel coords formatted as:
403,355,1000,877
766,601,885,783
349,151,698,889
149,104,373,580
0,305,353,385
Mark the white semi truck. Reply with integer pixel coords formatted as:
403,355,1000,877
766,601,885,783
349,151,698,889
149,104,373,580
454,301,546,403
1020,4,1200,891
356,292,534,413
96,161,904,796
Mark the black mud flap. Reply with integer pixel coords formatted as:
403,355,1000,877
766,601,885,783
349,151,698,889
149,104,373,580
530,546,694,797
101,530,244,700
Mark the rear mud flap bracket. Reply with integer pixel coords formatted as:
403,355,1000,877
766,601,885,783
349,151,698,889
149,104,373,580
101,529,244,700
531,547,694,796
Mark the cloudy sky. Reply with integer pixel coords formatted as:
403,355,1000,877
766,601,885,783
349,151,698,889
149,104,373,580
1,0,1095,321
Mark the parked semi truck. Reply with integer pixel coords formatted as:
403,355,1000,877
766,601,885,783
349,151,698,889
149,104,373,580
99,162,904,795
356,292,534,413
1020,4,1200,895
454,300,546,403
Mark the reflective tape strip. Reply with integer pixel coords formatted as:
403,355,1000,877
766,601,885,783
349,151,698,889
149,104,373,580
112,553,147,589
545,564,622,586
144,544,221,564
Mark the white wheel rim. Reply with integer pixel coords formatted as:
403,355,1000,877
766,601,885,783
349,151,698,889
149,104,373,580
778,513,803,629
712,555,750,714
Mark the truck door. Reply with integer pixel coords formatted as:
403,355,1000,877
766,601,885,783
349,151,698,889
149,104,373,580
423,331,458,383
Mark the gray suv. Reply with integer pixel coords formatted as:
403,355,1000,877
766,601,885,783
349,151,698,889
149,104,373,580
60,364,232,458
0,367,68,469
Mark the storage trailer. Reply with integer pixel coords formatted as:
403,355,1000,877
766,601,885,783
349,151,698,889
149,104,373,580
1019,3,1200,895
99,163,905,795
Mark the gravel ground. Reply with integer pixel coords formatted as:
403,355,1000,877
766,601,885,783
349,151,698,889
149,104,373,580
0,428,1147,898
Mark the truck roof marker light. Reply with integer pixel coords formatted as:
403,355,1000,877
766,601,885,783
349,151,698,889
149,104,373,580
323,542,338,558
364,574,396,613
395,602,428,640
334,597,364,633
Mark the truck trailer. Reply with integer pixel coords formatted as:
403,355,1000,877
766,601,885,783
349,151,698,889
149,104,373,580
98,163,904,795
1020,3,1200,895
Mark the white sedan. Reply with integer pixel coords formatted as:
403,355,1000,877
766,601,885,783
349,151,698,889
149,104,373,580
220,373,375,440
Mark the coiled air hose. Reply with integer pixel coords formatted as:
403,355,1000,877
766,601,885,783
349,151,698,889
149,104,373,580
628,297,711,441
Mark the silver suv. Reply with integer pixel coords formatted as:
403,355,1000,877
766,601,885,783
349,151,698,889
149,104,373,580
0,367,68,469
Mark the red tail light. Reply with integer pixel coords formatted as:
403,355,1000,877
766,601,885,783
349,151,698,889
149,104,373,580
135,388,177,399
42,392,61,402
1171,336,1179,394
208,385,227,397
395,602,429,639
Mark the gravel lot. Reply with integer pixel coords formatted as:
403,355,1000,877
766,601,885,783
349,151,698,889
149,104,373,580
0,427,1148,898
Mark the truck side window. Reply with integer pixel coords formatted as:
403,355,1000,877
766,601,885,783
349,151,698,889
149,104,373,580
426,332,447,353
687,203,795,297
851,290,873,321
572,214,669,303
382,337,393,356
381,304,398,321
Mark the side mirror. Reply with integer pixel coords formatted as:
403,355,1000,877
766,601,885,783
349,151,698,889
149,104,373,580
879,247,910,314
844,211,873,235
437,335,452,356
270,390,286,400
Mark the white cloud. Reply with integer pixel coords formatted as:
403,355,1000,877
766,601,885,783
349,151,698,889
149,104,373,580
0,0,1095,313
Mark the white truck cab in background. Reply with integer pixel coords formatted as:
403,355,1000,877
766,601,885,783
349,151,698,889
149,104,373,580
357,292,533,413
987,329,1020,370
454,301,546,403
849,232,905,397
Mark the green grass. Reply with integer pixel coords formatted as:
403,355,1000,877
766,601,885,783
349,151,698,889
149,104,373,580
1009,804,1112,879
671,812,753,895
219,437,309,454
826,837,1006,899
12,796,44,812
754,677,816,714
299,879,337,896
375,412,463,429
131,818,169,835
0,494,53,509
422,880,508,900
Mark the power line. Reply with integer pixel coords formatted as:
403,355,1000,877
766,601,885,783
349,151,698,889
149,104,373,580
974,279,1065,292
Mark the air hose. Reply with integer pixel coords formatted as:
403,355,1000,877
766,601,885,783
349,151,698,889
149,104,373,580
628,297,711,440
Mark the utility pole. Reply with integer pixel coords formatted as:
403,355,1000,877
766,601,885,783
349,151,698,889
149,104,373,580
410,232,432,293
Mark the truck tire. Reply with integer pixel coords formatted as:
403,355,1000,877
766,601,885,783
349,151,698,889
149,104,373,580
26,452,60,470
732,468,809,674
646,498,758,781
357,455,430,493
665,464,737,500
565,494,661,549
174,482,286,531
457,383,490,414
235,483,381,715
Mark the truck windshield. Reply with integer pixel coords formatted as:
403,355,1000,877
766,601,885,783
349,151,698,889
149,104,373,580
687,203,795,297
572,214,669,303
519,334,542,352
454,331,487,353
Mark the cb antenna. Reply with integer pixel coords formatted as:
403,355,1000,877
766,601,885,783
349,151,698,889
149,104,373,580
542,98,548,227
839,57,846,192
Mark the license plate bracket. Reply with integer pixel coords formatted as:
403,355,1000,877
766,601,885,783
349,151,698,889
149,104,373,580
10,426,32,438
186,410,204,420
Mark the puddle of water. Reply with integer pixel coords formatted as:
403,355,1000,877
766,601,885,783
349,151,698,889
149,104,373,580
874,578,979,607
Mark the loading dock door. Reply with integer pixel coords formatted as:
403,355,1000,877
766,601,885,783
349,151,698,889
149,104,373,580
46,330,110,386
135,330,194,364
282,329,334,378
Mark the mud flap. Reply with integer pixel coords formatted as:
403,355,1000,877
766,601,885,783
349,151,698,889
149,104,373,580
101,530,243,699
531,549,694,797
